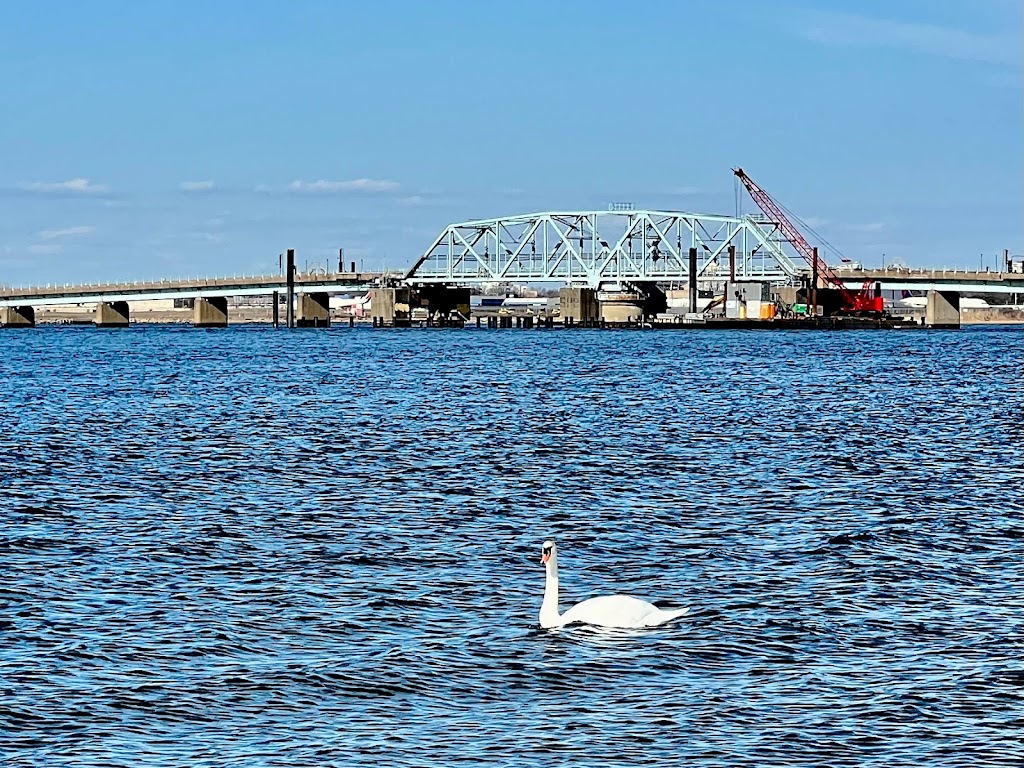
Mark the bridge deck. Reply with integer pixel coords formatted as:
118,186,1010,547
838,268,1024,294
3,265,1023,309
841,267,1024,283
0,272,392,307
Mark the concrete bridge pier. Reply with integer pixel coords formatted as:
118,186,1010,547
926,290,960,328
559,287,599,325
194,297,228,328
594,282,668,325
296,292,330,327
598,290,645,324
0,306,35,328
370,287,412,327
95,301,129,327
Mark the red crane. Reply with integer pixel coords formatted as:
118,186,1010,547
732,167,883,315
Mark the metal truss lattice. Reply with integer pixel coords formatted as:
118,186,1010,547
406,210,804,286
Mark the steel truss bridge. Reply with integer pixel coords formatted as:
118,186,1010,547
406,210,805,287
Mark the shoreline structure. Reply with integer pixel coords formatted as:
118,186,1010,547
29,304,1024,326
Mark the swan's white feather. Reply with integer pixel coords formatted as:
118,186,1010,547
559,595,688,629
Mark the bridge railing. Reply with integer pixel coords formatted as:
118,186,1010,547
0,270,402,298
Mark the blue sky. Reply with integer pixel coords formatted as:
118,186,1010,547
1,0,1021,284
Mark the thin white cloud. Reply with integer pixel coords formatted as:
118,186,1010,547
38,225,95,240
180,180,216,192
287,178,400,193
797,9,1019,66
850,221,887,233
27,243,63,255
801,217,830,229
397,193,450,208
187,232,224,243
18,178,110,195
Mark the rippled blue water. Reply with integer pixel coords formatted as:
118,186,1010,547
2,324,1024,767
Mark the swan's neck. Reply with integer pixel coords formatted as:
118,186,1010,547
540,562,561,628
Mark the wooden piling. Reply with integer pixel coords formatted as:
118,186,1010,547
811,246,819,317
688,247,698,315
286,248,295,328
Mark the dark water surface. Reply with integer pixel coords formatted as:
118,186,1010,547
2,325,1023,767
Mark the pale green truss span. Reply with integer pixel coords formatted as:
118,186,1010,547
406,210,804,287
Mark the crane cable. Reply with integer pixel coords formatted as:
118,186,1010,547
771,196,848,267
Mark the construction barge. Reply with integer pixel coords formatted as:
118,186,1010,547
386,309,922,331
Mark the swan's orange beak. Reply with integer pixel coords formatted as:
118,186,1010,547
541,552,550,564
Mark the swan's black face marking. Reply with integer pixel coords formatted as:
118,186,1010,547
543,546,552,556
541,543,554,564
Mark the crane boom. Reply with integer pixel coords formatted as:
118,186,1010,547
732,167,882,315
732,167,851,300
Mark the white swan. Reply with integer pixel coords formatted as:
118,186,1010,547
538,539,689,629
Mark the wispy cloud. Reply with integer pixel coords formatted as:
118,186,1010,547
796,9,1019,66
187,231,224,243
180,180,216,192
287,178,400,193
38,225,95,240
850,221,887,233
17,178,110,195
801,216,830,229
27,243,63,255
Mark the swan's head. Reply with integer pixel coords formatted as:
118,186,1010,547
540,539,557,566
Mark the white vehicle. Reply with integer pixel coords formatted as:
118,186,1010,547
899,296,990,309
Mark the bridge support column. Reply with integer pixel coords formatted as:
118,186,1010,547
926,290,960,328
370,288,412,327
95,301,129,327
193,297,228,328
598,289,645,325
296,292,330,327
0,306,35,328
559,287,599,325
